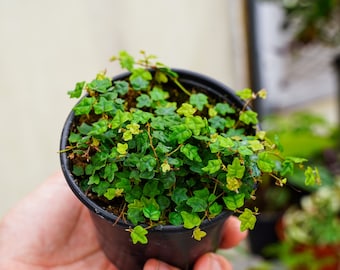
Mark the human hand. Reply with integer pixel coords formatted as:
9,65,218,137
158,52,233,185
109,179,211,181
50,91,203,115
0,172,247,270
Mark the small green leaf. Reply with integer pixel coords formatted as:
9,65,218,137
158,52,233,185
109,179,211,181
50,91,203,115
239,110,258,125
217,135,235,148
130,225,148,244
130,68,152,90
88,174,100,186
171,187,188,205
192,227,207,241
132,109,153,124
180,144,202,162
113,80,129,95
169,212,183,226
104,188,122,200
185,116,206,136
227,157,245,179
138,155,157,172
177,103,196,117
305,166,320,186
239,208,256,231
223,193,245,211
131,76,150,90
190,93,208,111
127,208,144,225
257,152,275,173
143,204,161,221
117,143,128,155
111,110,132,129
280,159,294,176
150,87,169,101
236,88,253,100
248,140,264,151
209,202,223,217
202,159,222,174
89,119,108,135
87,78,112,93
180,211,201,229
92,181,110,196
73,97,95,115
214,103,235,115
93,97,114,114
186,197,207,212
137,94,152,108
143,180,161,197
208,116,227,130
119,51,135,71
68,81,85,98
72,165,84,176
169,125,192,144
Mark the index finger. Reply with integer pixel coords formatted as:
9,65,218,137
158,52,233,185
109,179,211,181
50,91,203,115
219,216,248,249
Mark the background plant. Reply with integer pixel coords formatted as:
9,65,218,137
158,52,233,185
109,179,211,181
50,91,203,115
64,51,319,244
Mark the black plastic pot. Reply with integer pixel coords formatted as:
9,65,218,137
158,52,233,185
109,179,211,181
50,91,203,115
60,69,244,270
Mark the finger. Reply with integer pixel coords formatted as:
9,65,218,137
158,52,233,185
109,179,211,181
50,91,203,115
143,258,180,270
219,216,248,249
194,253,232,270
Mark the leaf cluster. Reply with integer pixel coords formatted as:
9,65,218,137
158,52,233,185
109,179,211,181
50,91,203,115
65,51,319,244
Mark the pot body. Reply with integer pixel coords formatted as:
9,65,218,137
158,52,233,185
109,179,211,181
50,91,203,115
60,69,244,270
90,210,231,270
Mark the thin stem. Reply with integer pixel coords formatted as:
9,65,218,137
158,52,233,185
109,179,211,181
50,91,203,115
146,123,158,161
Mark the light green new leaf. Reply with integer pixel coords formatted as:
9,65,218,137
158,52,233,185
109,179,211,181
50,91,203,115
217,135,235,148
248,140,264,151
227,157,245,179
239,110,258,125
239,208,256,231
202,159,222,174
130,225,148,244
305,166,320,186
177,103,197,117
181,211,201,229
192,227,207,241
236,88,253,100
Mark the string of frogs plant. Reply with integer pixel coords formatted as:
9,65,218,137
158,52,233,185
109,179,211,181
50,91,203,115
64,51,319,244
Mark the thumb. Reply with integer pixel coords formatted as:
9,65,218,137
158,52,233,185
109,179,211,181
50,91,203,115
143,258,180,270
194,253,232,270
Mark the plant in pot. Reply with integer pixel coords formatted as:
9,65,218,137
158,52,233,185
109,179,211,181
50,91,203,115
59,51,319,270
267,179,340,270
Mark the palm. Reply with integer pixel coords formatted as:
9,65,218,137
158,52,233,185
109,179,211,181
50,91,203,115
0,172,117,270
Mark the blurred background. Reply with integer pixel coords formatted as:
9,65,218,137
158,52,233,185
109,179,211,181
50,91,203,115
1,0,339,269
